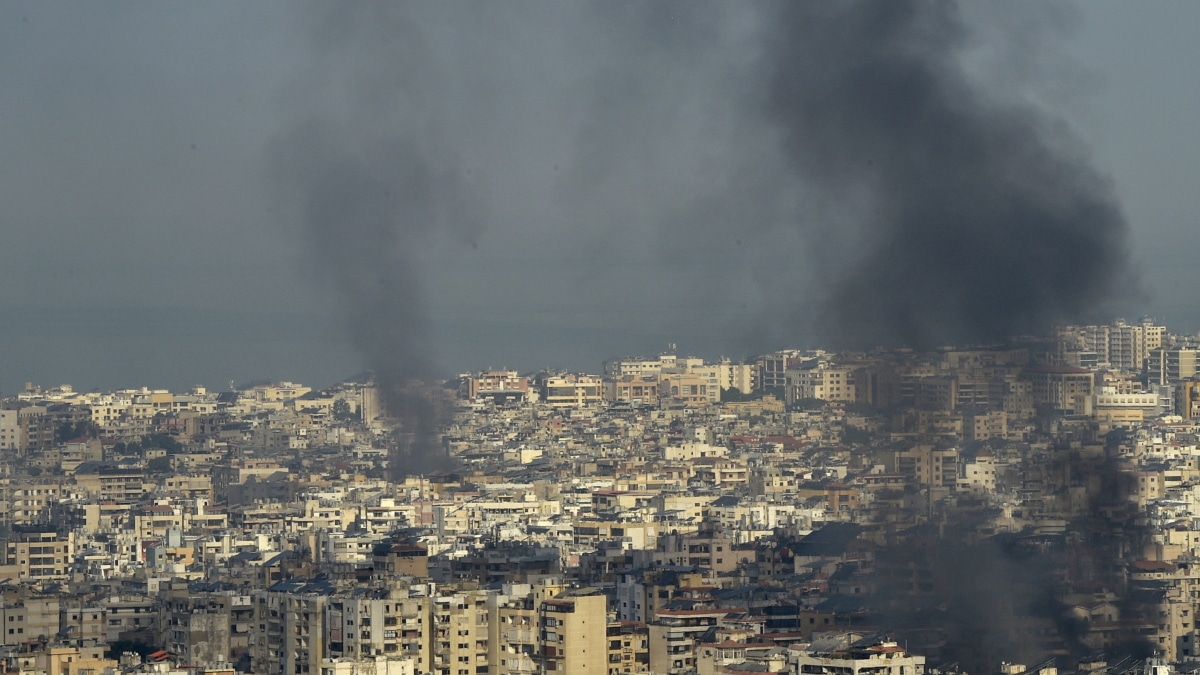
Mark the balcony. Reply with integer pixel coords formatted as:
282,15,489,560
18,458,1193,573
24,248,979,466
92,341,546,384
507,657,536,673
504,628,535,643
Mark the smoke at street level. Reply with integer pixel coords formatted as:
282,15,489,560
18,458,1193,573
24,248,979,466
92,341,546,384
763,1,1135,349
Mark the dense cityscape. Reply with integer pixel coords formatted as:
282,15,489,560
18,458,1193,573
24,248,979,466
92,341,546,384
3,3,1197,675
1,318,1199,675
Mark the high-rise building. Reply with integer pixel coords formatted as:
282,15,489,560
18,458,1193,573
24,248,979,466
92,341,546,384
1062,318,1166,372
429,589,491,675
0,410,17,451
537,591,607,675
786,365,856,404
252,582,329,675
1149,347,1200,385
1027,365,1094,414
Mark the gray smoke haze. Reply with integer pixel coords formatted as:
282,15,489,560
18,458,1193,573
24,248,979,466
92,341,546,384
2,1,1192,394
267,1,1133,426
266,4,489,474
762,1,1135,349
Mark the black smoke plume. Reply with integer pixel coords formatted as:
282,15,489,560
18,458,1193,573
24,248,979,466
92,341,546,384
267,6,482,476
763,1,1134,349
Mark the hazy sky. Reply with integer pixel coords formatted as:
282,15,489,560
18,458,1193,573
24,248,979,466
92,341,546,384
1,2,1197,394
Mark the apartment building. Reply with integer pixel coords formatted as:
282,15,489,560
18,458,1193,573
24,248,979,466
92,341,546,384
1149,347,1200,386
459,371,531,405
326,591,432,673
658,372,718,406
786,365,856,405
791,638,925,675
1,525,74,581
1178,379,1200,418
605,621,649,675
1,596,60,646
252,581,330,675
488,586,539,675
537,591,607,675
1064,318,1165,372
430,589,490,675
603,376,659,404
894,445,959,490
648,608,737,675
73,464,149,503
2,481,68,525
1027,365,1094,414
756,351,808,391
318,656,415,675
537,374,603,408
0,409,18,451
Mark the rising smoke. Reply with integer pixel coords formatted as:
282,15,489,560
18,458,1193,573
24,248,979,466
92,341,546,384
267,5,485,476
761,0,1134,349
268,2,1134,472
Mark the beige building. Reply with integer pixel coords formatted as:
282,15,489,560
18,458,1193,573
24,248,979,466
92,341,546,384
430,589,491,675
958,449,997,494
1094,389,1160,430
894,445,958,490
963,409,1007,442
73,465,149,502
648,608,735,675
603,376,659,404
786,366,856,404
538,374,603,408
4,645,114,675
59,600,107,646
488,579,568,675
791,638,925,675
319,656,415,675
1,596,61,646
658,372,718,406
606,621,649,675
459,370,531,404
103,595,158,643
489,586,539,675
1063,318,1165,372
252,585,328,675
1179,379,1200,418
1150,347,1200,385
326,592,432,673
0,409,18,451
1027,365,1094,414
2,481,68,525
538,591,607,675
1,526,74,581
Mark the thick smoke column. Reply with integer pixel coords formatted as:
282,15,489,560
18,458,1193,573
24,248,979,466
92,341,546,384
764,1,1133,348
268,5,482,476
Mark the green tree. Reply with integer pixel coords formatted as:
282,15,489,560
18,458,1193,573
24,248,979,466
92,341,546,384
332,398,359,422
146,457,172,473
142,433,182,454
791,397,827,411
107,640,156,659
721,387,753,402
842,425,873,445
55,420,95,443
